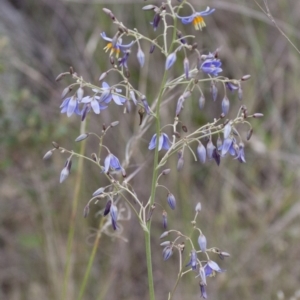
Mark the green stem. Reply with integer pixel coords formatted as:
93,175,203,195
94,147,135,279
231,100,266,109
61,119,87,300
77,217,105,300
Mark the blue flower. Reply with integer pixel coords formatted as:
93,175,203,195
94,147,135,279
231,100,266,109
200,283,207,299
81,96,108,115
204,260,225,277
162,245,173,261
235,143,246,163
177,7,215,30
118,50,130,68
98,82,126,105
226,82,239,92
201,58,222,76
198,234,207,252
100,32,134,58
165,52,177,70
110,204,118,230
186,249,197,270
167,193,176,210
60,96,81,117
104,153,122,173
148,133,170,151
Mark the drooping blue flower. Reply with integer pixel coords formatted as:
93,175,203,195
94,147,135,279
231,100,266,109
200,283,208,299
197,142,206,163
186,249,197,270
148,133,170,151
201,58,222,76
118,50,130,68
60,96,81,117
162,210,167,229
226,82,239,92
177,7,215,30
198,234,207,252
100,32,134,58
110,204,118,230
165,52,177,70
151,13,161,31
104,153,122,173
98,82,126,105
235,143,246,163
162,245,173,261
137,47,145,67
81,96,108,115
204,260,225,277
167,193,176,210
221,138,234,156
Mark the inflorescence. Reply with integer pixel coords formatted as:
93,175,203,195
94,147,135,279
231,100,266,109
44,1,263,298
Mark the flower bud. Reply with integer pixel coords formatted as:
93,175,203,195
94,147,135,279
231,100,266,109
241,74,251,81
162,169,171,175
198,95,205,110
206,140,215,159
162,210,167,228
92,187,104,197
75,133,89,142
160,231,169,239
253,113,264,118
99,72,107,81
195,202,202,212
167,193,176,210
210,82,218,101
137,47,145,67
198,233,207,252
43,150,53,160
110,121,119,127
165,52,177,70
197,142,206,163
221,96,230,115
104,200,112,216
247,128,253,140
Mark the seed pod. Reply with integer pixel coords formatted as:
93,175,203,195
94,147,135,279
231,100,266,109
247,128,253,140
182,125,188,132
83,205,90,218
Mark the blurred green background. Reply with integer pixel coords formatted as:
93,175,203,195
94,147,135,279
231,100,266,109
1,0,300,299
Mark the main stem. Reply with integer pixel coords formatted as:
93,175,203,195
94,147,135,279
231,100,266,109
61,119,87,300
145,71,168,300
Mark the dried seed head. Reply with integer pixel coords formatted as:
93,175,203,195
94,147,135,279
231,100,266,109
83,205,90,218
182,125,188,132
91,153,98,162
146,203,156,221
52,141,59,149
138,108,145,125
247,128,253,140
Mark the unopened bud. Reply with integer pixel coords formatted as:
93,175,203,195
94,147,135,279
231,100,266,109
241,74,251,81
61,86,72,99
99,72,107,81
110,121,119,127
103,200,112,216
43,150,54,160
75,133,89,142
102,8,115,20
162,169,171,175
92,187,104,197
160,231,169,239
253,113,264,118
69,66,74,74
195,202,202,212
55,72,69,82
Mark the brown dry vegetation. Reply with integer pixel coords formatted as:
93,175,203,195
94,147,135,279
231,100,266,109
0,0,300,299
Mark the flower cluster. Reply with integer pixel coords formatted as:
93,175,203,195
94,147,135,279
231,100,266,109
44,1,263,299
